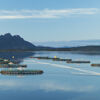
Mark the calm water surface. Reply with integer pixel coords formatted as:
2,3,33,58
0,51,100,100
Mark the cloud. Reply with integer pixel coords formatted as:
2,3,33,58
0,8,98,19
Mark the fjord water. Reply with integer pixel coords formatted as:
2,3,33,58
1,51,100,100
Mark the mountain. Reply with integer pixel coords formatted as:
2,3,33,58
36,45,100,53
0,33,36,50
0,33,100,52
33,40,100,47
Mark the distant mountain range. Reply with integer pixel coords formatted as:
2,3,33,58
33,40,100,47
0,33,100,52
0,33,36,50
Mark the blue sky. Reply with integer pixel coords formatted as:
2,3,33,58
0,0,100,42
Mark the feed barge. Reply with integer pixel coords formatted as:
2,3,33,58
0,64,27,68
0,70,43,75
91,64,100,67
67,60,90,63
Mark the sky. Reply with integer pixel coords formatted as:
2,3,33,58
0,0,100,42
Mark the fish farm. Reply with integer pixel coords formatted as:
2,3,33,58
31,56,92,63
0,57,44,76
0,55,100,76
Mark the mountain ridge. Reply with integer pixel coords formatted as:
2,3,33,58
0,33,36,50
33,40,100,47
0,33,100,52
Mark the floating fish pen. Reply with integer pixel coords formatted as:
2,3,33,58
0,64,27,68
34,56,51,59
60,59,72,61
0,58,20,65
0,58,5,61
52,58,59,61
32,56,53,60
33,56,72,61
0,58,10,64
91,64,100,67
53,58,72,61
0,61,10,64
67,60,90,63
0,70,43,75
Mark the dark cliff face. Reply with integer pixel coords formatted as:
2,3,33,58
0,33,36,50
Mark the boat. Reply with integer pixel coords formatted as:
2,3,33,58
0,70,43,75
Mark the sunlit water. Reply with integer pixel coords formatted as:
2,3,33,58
0,51,100,100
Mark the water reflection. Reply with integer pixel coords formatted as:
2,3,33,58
0,75,97,92
0,51,100,100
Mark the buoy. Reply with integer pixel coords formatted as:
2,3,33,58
54,56,57,58
12,56,15,59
